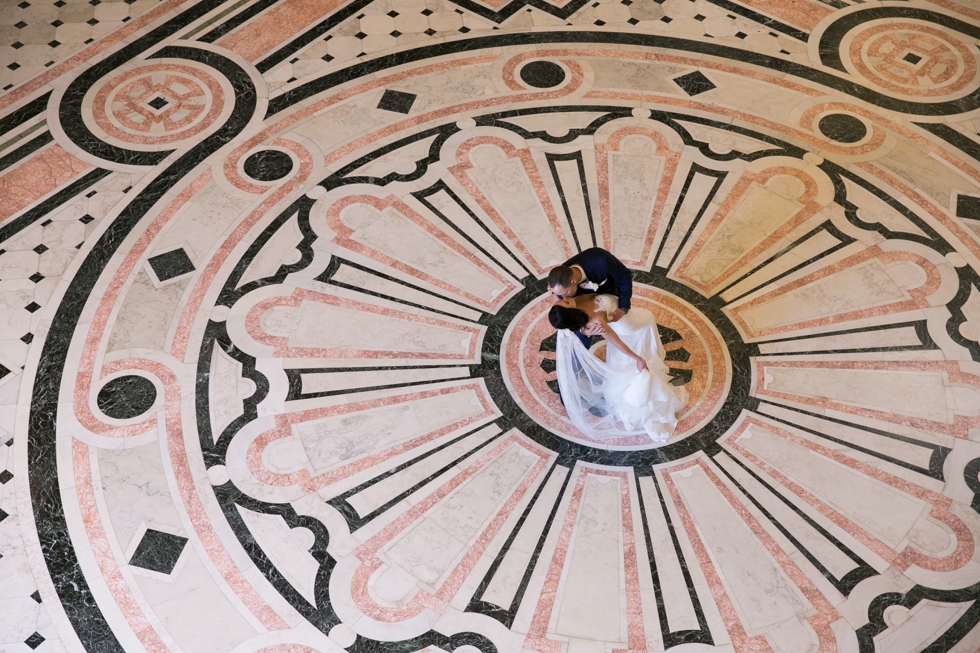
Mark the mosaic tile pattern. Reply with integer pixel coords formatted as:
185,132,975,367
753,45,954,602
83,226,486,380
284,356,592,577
3,0,980,652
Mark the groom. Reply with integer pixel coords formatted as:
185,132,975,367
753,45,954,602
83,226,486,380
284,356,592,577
548,247,633,347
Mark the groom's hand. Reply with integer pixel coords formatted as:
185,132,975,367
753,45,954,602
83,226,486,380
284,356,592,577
610,309,625,322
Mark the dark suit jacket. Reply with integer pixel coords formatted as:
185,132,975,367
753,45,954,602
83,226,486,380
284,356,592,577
562,248,633,311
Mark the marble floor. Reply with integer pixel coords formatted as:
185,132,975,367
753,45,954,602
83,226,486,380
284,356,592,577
3,0,980,651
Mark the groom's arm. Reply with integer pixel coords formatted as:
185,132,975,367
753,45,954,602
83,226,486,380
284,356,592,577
600,249,633,311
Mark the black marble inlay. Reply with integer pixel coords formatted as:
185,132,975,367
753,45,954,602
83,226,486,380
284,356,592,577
243,150,294,182
148,248,195,282
377,89,416,114
129,529,187,574
0,363,10,381
146,96,169,110
519,60,566,88
97,375,157,419
903,52,922,65
673,70,715,96
0,470,12,484
24,633,44,650
956,194,980,221
30,590,41,603
818,113,867,143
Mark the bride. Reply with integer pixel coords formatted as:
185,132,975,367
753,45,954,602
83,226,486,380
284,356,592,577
549,294,687,442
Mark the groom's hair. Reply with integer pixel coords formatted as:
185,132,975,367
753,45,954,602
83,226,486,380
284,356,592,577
548,266,575,289
549,305,589,331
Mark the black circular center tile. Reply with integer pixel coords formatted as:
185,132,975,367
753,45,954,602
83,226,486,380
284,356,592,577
519,61,566,89
243,150,294,182
818,113,868,144
97,375,157,419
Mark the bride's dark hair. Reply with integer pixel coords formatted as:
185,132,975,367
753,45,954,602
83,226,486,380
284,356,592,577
549,305,590,331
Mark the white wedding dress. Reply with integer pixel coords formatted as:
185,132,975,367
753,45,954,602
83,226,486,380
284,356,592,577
556,295,688,442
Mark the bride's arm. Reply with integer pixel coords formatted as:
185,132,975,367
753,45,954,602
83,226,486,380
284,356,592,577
591,318,647,372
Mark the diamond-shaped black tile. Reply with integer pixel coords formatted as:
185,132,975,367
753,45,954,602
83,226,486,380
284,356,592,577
87,17,99,25
122,186,131,193
14,21,27,29
79,213,94,224
129,529,188,574
30,590,41,603
28,272,43,283
0,367,9,383
289,57,298,63
0,508,7,522
323,34,332,41
41,219,52,226
354,31,366,39
122,15,130,21
780,49,790,55
148,248,195,282
421,8,432,15
33,244,48,255
286,76,296,83
25,302,40,313
18,1,29,8
51,19,62,27
3,437,12,446
903,52,922,65
90,0,100,5
594,19,605,25
423,27,435,35
627,17,638,24
387,9,398,16
390,29,401,37
735,31,746,38
660,16,671,23
54,0,65,5
2,84,12,91
84,37,93,43
377,88,416,114
621,0,632,5
321,53,334,62
147,96,168,110
458,25,469,32
454,7,463,12
21,333,33,344
673,70,716,96
24,632,44,650
11,42,23,49
0,470,12,484
48,39,60,47
694,13,704,20
956,195,980,221
44,61,53,67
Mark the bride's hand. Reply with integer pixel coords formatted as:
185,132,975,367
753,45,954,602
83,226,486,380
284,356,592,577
581,320,604,337
635,357,648,372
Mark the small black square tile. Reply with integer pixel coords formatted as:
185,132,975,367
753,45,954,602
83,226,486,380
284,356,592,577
454,7,462,12
621,0,632,5
121,15,129,21
51,19,62,27
17,1,29,8
780,49,790,55
0,508,7,522
286,76,296,83
79,213,95,223
289,57,298,63
0,470,11,484
148,248,195,282
323,34,331,41
0,366,9,382
121,186,131,193
694,13,704,20
660,16,671,23
86,17,98,25
44,61,53,67
627,17,638,24
30,590,41,603
356,12,364,18
377,88,416,114
11,42,23,49
735,31,746,38
673,70,716,96
24,633,44,650
423,27,435,35
25,302,40,313
129,529,188,574
14,21,27,29
3,437,12,446
85,190,97,197
458,25,469,32
21,333,33,344
2,84,12,91
321,53,334,62
354,31,366,39
28,272,43,283
903,52,922,65
387,9,398,16
84,37,93,43
41,219,52,226
33,244,48,255
390,30,401,37
48,39,60,47
421,8,432,15
147,96,168,110
594,19,605,25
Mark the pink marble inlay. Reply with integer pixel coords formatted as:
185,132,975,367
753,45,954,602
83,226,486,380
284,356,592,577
729,416,975,573
729,247,942,339
322,193,516,309
595,126,680,267
673,165,823,294
245,382,497,492
0,145,92,223
348,434,549,622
